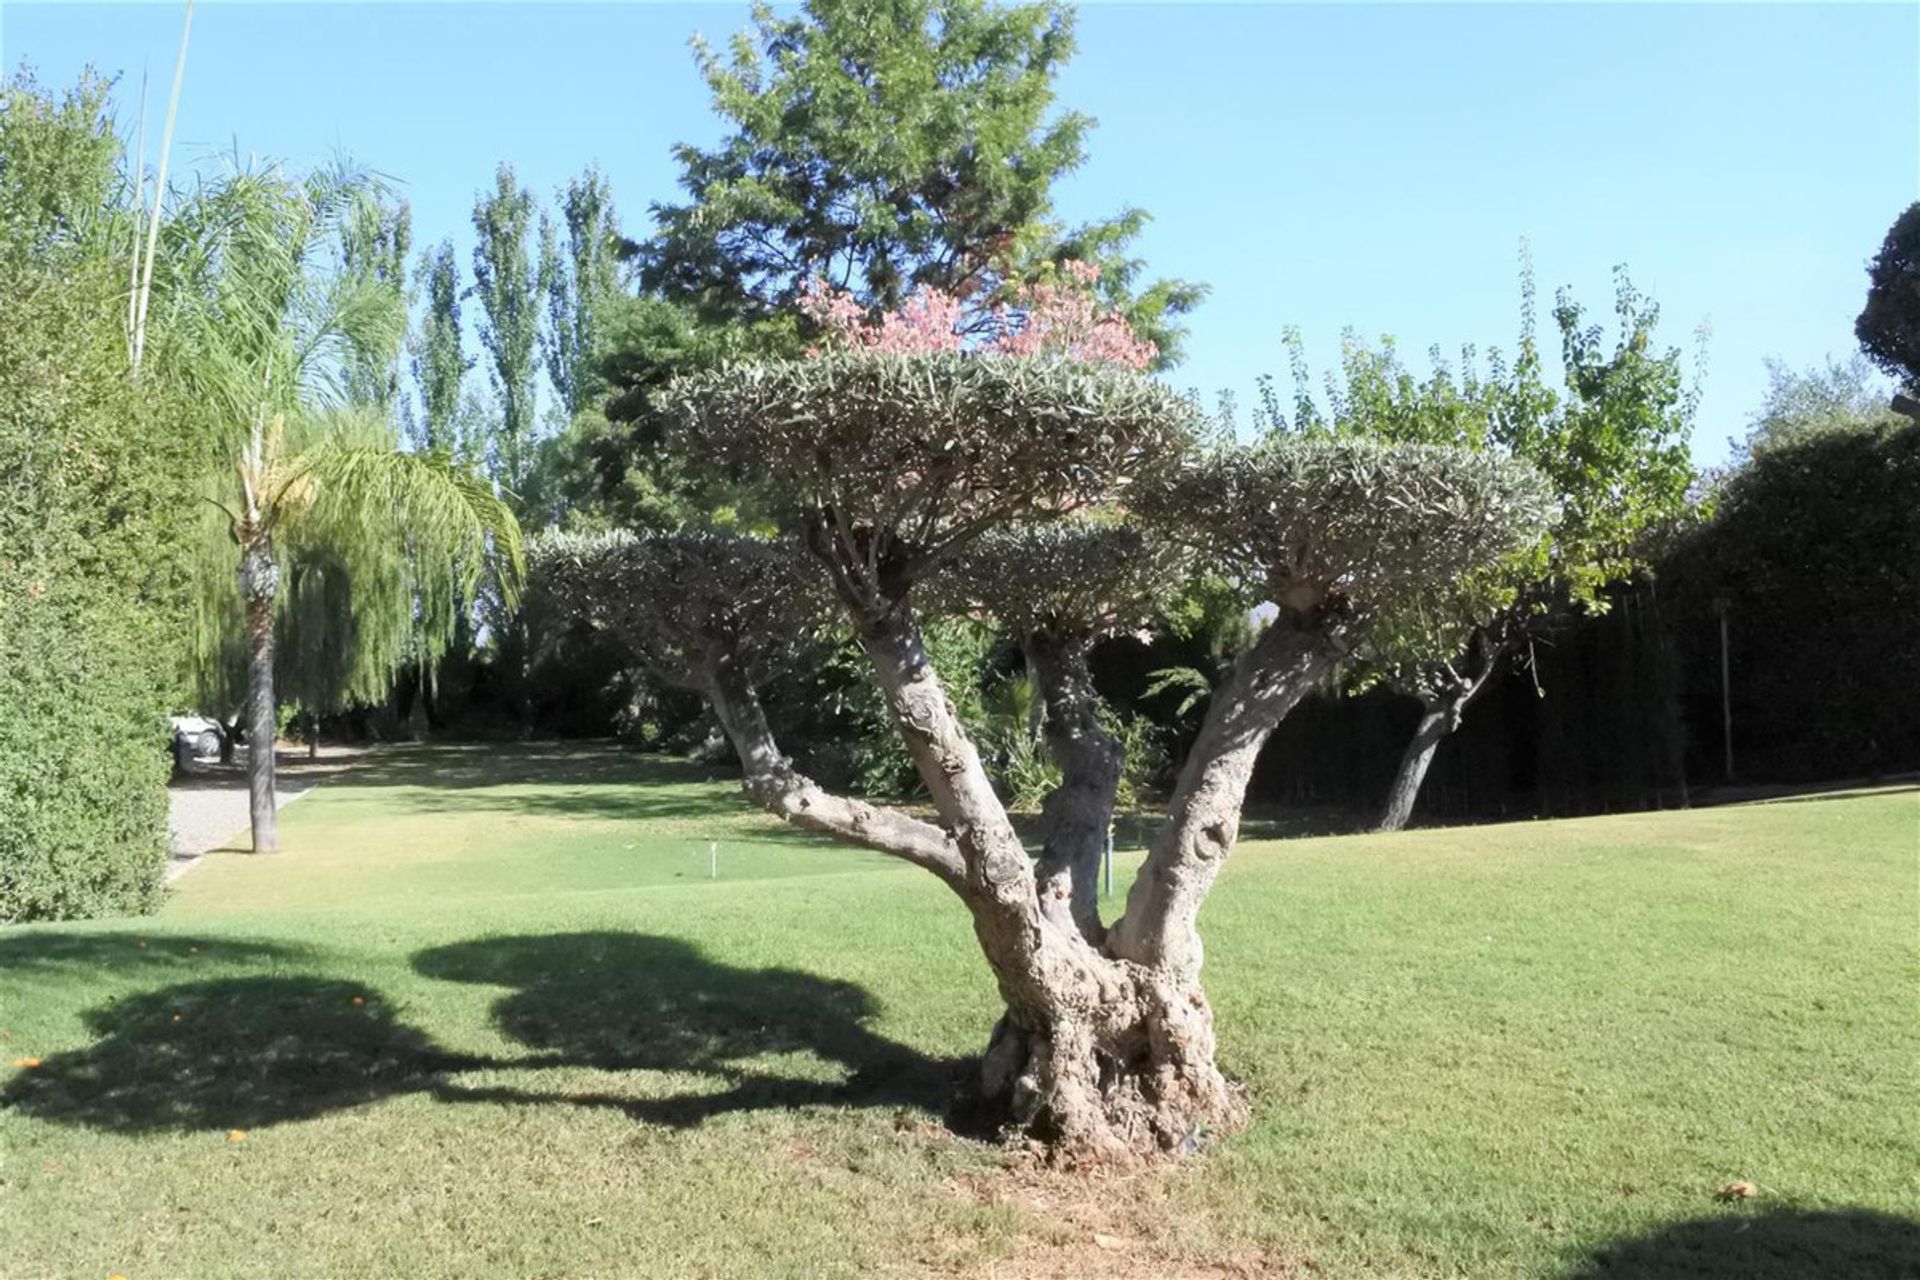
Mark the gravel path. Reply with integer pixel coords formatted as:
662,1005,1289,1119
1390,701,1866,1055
165,747,360,879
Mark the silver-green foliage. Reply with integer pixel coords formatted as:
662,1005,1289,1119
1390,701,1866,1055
526,529,830,692
1132,438,1554,629
662,352,1199,590
938,517,1186,642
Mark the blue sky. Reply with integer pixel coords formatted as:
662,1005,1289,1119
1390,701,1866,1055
6,2,1915,464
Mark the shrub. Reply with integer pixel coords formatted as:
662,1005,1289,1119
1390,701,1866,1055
0,75,204,919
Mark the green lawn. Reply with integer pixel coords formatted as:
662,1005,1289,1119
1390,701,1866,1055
3,744,1915,1279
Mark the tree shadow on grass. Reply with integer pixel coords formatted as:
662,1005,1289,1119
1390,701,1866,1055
1,976,470,1132
1563,1207,1920,1279
0,931,308,975
414,932,962,1128
4,933,959,1138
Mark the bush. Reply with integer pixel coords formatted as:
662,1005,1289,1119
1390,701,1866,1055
0,592,174,921
0,76,204,919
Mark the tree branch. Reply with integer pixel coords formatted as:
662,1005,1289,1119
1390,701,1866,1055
701,654,967,891
1108,610,1347,977
1026,632,1122,944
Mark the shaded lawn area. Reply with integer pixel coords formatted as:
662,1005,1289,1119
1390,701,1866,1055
2,743,1915,1279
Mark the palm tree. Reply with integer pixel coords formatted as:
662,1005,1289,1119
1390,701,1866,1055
148,160,522,852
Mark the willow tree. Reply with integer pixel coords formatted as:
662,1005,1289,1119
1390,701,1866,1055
147,162,523,852
653,351,1549,1162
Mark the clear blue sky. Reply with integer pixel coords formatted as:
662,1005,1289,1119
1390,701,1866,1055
6,2,1916,464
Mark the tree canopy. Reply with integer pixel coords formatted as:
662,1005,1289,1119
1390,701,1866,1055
1132,438,1552,626
661,351,1199,608
527,530,829,693
638,0,1202,362
1856,201,1920,392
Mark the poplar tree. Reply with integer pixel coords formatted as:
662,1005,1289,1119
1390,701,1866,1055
471,164,542,491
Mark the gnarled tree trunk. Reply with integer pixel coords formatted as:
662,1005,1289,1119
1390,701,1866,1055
1025,632,1121,944
853,607,1298,1161
700,588,1346,1163
1108,608,1345,978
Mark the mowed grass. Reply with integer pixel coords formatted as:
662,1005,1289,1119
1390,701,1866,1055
2,743,1915,1279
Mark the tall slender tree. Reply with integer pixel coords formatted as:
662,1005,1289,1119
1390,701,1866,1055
470,163,542,491
340,192,412,414
541,166,625,419
411,239,470,457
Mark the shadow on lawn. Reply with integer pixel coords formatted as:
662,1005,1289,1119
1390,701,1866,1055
1,975,469,1131
415,932,960,1127
0,930,307,975
1563,1207,1920,1279
340,744,773,826
4,933,956,1136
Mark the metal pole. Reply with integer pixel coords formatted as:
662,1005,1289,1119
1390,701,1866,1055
1102,828,1113,898
1716,600,1733,782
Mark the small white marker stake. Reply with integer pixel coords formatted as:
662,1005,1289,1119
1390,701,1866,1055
709,839,717,880
1103,828,1114,898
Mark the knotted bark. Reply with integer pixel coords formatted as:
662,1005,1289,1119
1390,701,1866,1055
1109,607,1347,979
1025,632,1122,944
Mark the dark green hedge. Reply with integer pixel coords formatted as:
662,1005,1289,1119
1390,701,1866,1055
0,237,201,922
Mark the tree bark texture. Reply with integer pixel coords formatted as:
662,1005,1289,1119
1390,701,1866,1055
1374,635,1508,833
1107,609,1346,979
1376,697,1450,833
702,596,1350,1163
1025,633,1121,945
239,540,279,854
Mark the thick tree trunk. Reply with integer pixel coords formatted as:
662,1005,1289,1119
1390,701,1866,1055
852,607,1243,1163
1025,633,1122,944
1109,608,1345,979
1376,696,1451,833
239,541,280,854
697,595,1244,1162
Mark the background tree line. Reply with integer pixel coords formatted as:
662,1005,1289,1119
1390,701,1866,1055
5,0,1917,925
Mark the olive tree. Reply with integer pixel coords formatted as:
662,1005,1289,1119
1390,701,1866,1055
653,351,1549,1162
526,531,943,857
939,520,1185,941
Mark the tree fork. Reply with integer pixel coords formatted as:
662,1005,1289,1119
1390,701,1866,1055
1026,632,1122,944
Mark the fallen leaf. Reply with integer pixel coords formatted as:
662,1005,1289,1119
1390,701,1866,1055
11,1057,41,1069
1093,1233,1130,1251
226,1130,247,1143
351,996,365,1006
1716,1180,1757,1201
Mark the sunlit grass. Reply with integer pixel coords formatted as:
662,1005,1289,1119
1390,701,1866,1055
2,744,1914,1278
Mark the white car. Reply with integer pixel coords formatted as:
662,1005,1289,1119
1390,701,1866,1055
170,715,223,760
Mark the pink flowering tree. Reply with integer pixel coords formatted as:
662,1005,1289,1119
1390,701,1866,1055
798,260,1157,369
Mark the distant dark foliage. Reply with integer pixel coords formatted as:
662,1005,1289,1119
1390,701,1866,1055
1857,202,1920,390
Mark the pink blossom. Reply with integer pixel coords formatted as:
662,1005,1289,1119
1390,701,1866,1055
798,263,1157,370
